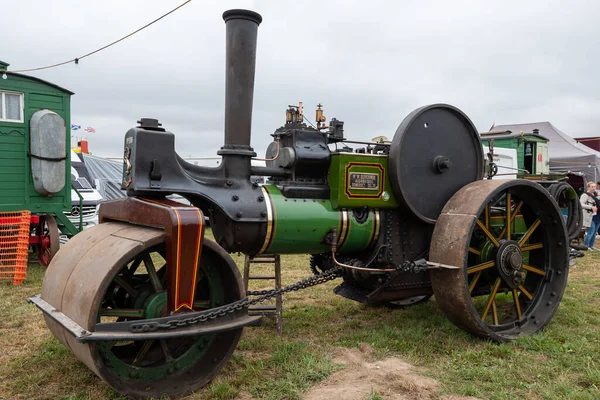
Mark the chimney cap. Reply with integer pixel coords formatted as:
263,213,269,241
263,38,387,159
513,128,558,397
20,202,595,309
0,60,9,71
222,9,262,25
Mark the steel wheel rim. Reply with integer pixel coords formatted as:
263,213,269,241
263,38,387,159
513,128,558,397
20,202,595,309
431,180,569,341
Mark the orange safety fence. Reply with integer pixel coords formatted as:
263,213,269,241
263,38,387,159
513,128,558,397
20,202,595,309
0,211,31,285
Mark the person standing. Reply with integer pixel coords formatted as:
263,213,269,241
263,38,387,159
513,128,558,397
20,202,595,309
581,181,598,249
595,182,600,239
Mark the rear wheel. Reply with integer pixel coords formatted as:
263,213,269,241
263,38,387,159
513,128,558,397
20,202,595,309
548,182,582,240
430,180,569,342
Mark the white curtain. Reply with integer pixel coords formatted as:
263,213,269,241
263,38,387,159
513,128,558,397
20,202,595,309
5,93,21,120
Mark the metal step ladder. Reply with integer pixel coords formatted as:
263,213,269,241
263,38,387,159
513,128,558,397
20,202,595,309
243,254,283,336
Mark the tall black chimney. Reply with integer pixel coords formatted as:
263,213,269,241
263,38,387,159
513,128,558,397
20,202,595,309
220,9,262,158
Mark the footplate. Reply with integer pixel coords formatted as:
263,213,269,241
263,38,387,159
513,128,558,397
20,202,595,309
29,294,261,343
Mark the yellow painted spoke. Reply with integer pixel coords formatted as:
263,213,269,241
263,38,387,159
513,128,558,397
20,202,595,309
469,271,482,293
476,220,500,247
482,278,502,321
491,214,523,220
485,204,490,229
468,247,481,255
512,200,524,218
518,285,534,300
521,243,543,252
133,340,154,366
467,260,495,274
506,193,511,240
522,264,546,276
512,289,522,319
492,300,499,325
519,218,541,247
498,201,524,239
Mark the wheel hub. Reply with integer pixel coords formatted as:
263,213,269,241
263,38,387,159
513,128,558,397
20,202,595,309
144,292,168,318
496,240,524,289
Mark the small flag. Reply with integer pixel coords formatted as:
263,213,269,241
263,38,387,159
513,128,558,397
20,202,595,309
71,124,81,130
84,127,96,133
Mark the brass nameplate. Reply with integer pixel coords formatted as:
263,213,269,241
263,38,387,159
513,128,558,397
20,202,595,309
349,172,379,190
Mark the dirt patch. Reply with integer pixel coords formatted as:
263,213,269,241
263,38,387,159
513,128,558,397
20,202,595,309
300,345,479,400
235,391,254,400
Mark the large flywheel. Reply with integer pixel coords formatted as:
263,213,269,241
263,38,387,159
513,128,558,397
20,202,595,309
430,180,569,342
41,222,245,398
389,104,484,223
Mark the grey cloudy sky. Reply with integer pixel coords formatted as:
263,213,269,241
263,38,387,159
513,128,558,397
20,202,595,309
2,0,599,159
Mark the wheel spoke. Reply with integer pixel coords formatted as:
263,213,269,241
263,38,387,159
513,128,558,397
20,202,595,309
481,278,501,321
498,200,524,239
492,299,499,325
518,285,534,300
143,253,163,293
476,220,500,247
468,247,480,255
513,200,524,218
519,218,541,247
512,289,522,319
522,264,546,276
469,271,482,293
133,340,154,366
467,260,495,274
100,308,145,318
127,258,143,277
113,275,139,297
160,339,173,362
521,243,543,252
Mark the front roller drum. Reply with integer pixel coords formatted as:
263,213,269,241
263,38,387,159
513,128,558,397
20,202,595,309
430,180,569,342
41,222,245,398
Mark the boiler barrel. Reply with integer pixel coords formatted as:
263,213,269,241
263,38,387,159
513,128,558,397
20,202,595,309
257,185,380,255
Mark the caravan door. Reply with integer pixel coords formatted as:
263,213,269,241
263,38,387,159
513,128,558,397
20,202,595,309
536,142,550,174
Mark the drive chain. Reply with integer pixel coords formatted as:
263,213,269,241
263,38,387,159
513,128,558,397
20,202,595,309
133,266,342,332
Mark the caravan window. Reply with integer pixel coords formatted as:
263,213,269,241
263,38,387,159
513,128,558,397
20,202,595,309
0,91,24,122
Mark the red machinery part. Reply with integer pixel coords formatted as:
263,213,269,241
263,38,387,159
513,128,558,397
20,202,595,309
34,215,59,267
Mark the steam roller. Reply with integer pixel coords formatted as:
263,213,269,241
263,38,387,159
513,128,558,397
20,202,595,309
30,8,570,399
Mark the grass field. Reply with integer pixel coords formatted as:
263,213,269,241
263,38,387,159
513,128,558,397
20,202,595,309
0,244,599,400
